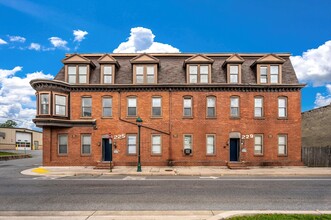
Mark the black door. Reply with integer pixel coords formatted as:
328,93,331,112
230,138,239,161
102,138,112,161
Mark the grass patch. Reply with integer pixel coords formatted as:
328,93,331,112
0,151,20,156
229,214,331,220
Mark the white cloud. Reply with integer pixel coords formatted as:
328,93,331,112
0,38,7,44
0,67,53,129
48,37,69,50
8,35,26,43
290,40,331,86
314,84,331,108
113,27,180,53
73,29,88,42
28,43,41,51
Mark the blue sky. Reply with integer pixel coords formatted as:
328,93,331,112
0,0,331,129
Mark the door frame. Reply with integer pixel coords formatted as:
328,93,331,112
101,135,112,162
229,132,241,162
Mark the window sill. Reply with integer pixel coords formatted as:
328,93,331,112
81,154,92,157
254,117,265,120
278,154,288,157
277,117,288,120
253,154,264,157
151,116,163,119
101,116,113,119
127,154,137,156
81,117,92,119
126,116,137,119
182,116,193,119
151,154,162,157
58,154,68,157
206,117,217,120
206,154,216,157
230,116,240,120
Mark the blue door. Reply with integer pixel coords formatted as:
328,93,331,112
230,138,239,161
102,138,112,161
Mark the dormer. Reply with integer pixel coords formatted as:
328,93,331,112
98,54,119,84
222,54,245,84
130,54,159,84
251,54,285,84
184,54,214,84
62,54,95,84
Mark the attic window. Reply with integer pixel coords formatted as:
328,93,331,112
184,54,214,84
68,65,88,84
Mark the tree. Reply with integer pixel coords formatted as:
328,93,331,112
0,120,17,128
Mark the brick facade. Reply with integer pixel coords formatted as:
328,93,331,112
31,53,304,167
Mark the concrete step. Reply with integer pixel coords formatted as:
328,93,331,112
227,162,249,169
94,162,114,169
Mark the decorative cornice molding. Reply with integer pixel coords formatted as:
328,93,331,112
30,79,305,93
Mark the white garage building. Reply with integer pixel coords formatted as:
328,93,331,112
0,128,42,150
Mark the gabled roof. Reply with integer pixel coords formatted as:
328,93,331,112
184,54,214,65
222,54,245,67
251,54,286,67
130,53,160,64
62,54,96,68
97,54,120,68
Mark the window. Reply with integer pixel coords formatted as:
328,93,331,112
260,66,268,83
258,65,281,84
81,134,91,155
102,97,112,117
82,97,92,117
58,134,68,155
103,65,113,84
40,93,49,115
206,96,216,118
151,135,161,154
278,135,287,155
270,65,279,83
254,97,263,117
184,134,192,150
134,65,156,84
55,95,67,116
68,66,76,84
127,97,137,116
152,97,162,117
78,66,87,83
188,65,210,83
67,65,88,84
254,135,263,155
229,65,239,83
183,97,192,117
206,135,215,155
278,97,287,118
230,96,239,117
127,134,137,154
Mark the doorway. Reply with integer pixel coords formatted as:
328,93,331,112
230,138,240,162
102,138,112,162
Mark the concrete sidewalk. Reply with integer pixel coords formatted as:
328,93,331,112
0,210,331,220
21,165,331,177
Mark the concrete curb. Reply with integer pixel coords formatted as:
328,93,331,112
208,210,331,220
20,166,331,177
0,210,330,220
0,154,31,161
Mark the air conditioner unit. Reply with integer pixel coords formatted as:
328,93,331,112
183,148,192,155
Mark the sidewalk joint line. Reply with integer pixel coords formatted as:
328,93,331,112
85,210,97,220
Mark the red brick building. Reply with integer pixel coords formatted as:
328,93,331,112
30,53,304,167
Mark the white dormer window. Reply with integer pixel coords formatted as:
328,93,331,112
188,64,210,83
68,65,87,84
253,54,285,84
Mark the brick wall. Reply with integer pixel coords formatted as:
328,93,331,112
42,89,302,166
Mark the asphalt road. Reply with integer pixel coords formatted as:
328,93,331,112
0,150,330,211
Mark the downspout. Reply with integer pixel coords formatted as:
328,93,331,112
168,88,173,165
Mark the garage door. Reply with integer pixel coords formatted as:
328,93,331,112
16,132,32,150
